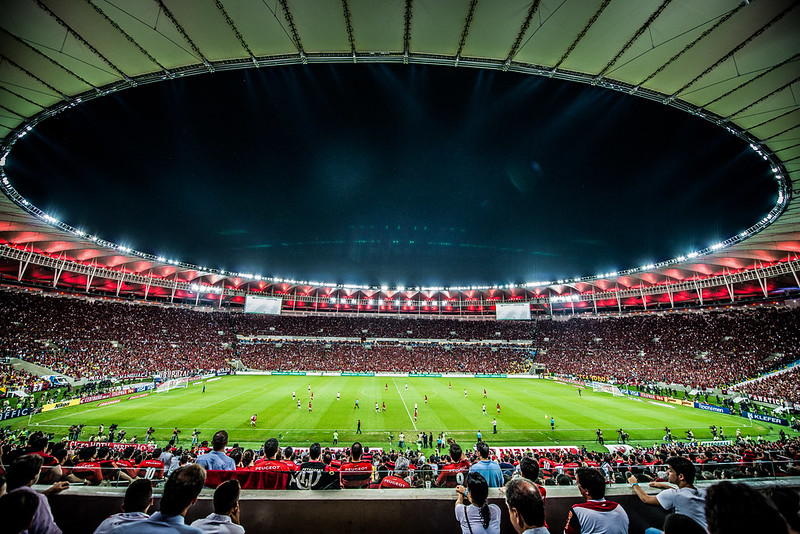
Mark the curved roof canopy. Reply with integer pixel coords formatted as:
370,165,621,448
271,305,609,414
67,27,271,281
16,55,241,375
0,0,798,302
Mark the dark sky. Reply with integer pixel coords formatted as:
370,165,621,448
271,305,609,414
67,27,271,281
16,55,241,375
6,64,777,287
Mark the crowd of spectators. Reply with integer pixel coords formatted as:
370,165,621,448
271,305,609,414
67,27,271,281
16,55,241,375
2,289,800,402
2,430,800,532
733,368,800,405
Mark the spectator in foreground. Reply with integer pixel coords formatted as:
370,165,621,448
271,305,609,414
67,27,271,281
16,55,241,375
191,479,244,533
662,514,706,534
454,472,501,534
93,479,153,533
565,467,628,534
0,489,40,534
504,477,548,534
469,441,504,488
628,456,706,532
7,454,69,534
705,481,788,534
114,463,207,533
196,431,236,471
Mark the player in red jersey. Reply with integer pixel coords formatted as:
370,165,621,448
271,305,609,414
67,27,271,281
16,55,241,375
250,414,257,427
437,443,472,488
382,401,386,412
424,394,428,404
339,442,373,489
249,438,290,490
308,401,312,413
496,403,501,414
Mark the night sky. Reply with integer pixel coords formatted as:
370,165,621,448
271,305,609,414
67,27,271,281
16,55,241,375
5,64,777,287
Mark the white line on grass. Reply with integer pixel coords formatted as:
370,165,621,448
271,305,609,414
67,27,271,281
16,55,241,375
392,378,417,431
200,385,264,409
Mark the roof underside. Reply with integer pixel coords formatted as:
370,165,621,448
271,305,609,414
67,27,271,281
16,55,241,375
0,0,798,296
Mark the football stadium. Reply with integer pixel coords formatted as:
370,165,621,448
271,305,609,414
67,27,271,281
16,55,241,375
0,1,799,533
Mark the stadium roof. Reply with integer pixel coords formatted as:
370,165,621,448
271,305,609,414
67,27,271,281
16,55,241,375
0,0,798,305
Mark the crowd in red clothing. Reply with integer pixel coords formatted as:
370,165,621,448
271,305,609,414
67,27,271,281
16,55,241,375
733,368,800,405
2,289,799,401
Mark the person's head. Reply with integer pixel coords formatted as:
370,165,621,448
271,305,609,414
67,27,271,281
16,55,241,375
449,443,463,462
351,442,363,461
663,513,707,534
666,456,696,486
763,487,800,534
466,472,493,529
0,489,39,533
519,457,539,482
505,477,545,533
706,481,788,534
211,431,229,452
556,474,572,486
264,438,280,459
213,479,241,519
309,442,321,461
284,446,294,461
394,456,410,477
576,467,606,500
476,441,490,460
159,464,207,517
122,479,153,514
6,454,44,490
78,446,97,461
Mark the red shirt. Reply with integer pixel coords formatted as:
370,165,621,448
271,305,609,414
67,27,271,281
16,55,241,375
339,460,373,488
437,459,471,488
379,475,411,489
74,461,104,485
249,459,290,490
136,459,165,480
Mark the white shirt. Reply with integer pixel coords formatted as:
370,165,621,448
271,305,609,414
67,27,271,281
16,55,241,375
93,512,149,534
656,486,707,530
454,503,501,534
190,513,245,534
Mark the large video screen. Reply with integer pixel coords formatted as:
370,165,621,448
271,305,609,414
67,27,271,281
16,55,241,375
495,302,531,321
244,295,283,315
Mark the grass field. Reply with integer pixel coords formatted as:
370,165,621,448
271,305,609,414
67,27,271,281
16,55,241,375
13,375,778,450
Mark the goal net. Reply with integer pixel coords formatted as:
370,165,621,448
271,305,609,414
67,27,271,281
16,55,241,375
157,376,189,393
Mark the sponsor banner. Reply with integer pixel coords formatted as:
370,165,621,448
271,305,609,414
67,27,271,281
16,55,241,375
741,410,789,426
42,399,80,412
129,393,149,400
490,446,582,456
133,384,154,393
81,393,111,404
654,395,666,402
215,371,231,377
694,402,730,414
699,440,732,446
555,377,587,387
270,371,307,376
475,373,507,378
68,441,155,452
640,392,657,400
620,389,640,397
341,372,375,377
409,373,442,377
98,400,121,407
667,398,694,406
110,388,134,399
0,407,31,421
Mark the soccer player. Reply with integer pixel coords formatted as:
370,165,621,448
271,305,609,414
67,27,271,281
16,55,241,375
405,383,408,390
414,402,418,410
337,392,340,402
308,402,312,413
375,402,379,413
464,389,468,398
483,389,487,398
356,419,362,434
308,384,311,393
449,382,452,389
297,399,301,410
385,383,389,391
482,404,487,415
414,408,418,422
424,395,428,404
250,414,257,427
202,384,205,393
382,402,386,412
354,398,359,409
550,417,555,430
310,392,313,401
333,430,338,446
496,403,501,413
492,419,497,434
292,391,295,400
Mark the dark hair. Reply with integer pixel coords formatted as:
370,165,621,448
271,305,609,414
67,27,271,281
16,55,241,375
309,442,322,460
351,442,363,461
159,464,206,516
520,457,539,481
476,441,490,459
466,472,492,529
0,489,39,533
663,513,706,534
576,468,606,500
666,456,696,485
505,477,544,528
706,481,788,534
284,446,294,460
123,479,153,513
78,446,97,461
556,474,572,486
323,452,332,465
6,454,44,490
763,486,800,532
213,479,241,515
98,446,110,459
449,443,463,462
264,438,280,458
211,431,229,451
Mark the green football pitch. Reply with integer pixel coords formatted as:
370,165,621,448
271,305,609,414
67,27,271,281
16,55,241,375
17,375,777,450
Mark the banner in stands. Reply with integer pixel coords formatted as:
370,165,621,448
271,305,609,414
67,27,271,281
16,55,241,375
475,373,507,378
667,398,694,406
495,302,531,321
270,371,307,376
42,399,80,412
341,372,375,377
619,389,640,397
740,410,789,426
490,445,581,456
0,407,31,421
639,392,667,401
67,441,155,452
409,373,442,377
694,402,730,414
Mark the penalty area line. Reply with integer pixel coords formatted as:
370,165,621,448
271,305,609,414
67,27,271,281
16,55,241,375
392,378,417,431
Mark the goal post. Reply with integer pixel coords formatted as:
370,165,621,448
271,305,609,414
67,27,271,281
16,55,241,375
156,376,189,393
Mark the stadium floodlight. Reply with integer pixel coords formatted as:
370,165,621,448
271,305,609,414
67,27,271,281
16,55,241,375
710,243,724,251
687,252,699,258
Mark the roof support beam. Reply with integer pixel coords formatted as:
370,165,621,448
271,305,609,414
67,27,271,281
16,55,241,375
116,273,125,297
553,0,611,71
704,52,800,110
504,0,541,69
454,0,479,66
18,245,33,281
403,0,413,63
341,0,357,62
52,252,65,287
156,0,215,72
279,0,306,63
86,259,98,292
213,0,258,66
